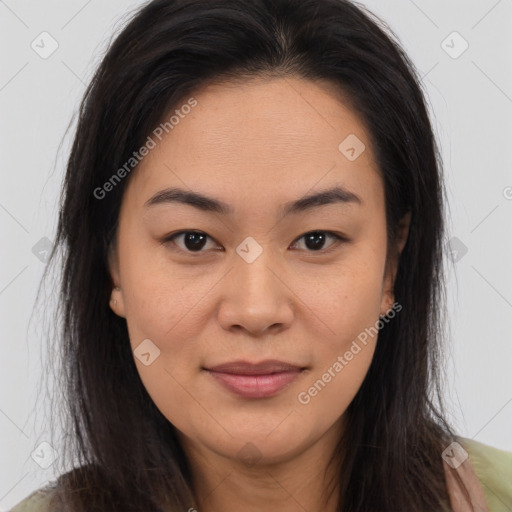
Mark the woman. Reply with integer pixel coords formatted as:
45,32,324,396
10,0,512,511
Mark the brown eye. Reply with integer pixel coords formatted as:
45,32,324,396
290,231,346,252
165,231,219,254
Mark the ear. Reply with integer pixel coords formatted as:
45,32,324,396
380,211,411,316
107,239,126,318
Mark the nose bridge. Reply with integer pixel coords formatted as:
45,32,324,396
234,234,282,302
216,235,293,333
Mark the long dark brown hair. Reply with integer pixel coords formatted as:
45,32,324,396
40,0,457,510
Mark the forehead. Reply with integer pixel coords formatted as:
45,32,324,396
125,76,382,210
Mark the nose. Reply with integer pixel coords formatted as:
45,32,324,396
216,248,294,336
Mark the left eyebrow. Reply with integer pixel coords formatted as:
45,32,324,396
281,186,362,215
144,185,362,215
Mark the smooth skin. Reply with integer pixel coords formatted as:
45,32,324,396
108,76,410,512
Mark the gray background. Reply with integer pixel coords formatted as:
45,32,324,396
1,0,511,509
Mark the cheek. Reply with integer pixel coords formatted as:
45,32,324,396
295,339,376,431
294,246,386,342
118,253,210,433
291,245,386,412
117,226,205,344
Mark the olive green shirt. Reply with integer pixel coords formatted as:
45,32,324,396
8,438,512,511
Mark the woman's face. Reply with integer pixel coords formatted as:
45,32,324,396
109,76,407,468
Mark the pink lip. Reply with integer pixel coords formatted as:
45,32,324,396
204,360,305,399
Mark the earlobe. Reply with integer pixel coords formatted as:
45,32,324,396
109,286,126,318
110,286,120,307
380,288,395,318
380,260,396,316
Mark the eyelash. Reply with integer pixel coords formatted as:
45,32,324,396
162,230,348,256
